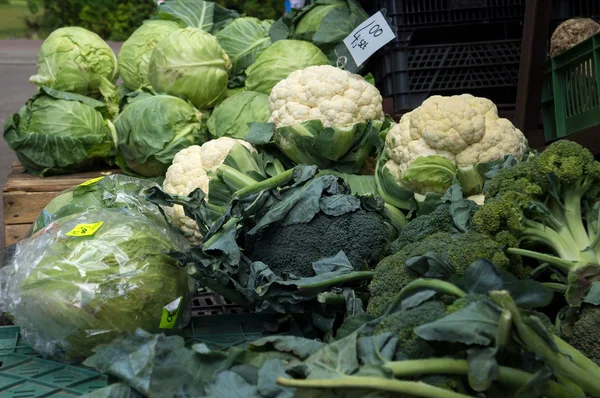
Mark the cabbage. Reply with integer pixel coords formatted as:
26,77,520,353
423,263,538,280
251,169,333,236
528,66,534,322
115,91,208,178
29,27,118,99
156,0,239,33
216,17,272,77
207,91,270,139
245,40,329,95
3,87,116,176
0,208,192,360
118,20,180,91
271,0,368,62
148,27,232,110
32,175,165,233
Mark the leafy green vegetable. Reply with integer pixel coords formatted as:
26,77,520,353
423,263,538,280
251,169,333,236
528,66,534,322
245,40,329,95
216,17,272,77
114,91,208,177
0,208,192,360
118,20,180,91
3,87,116,176
29,26,118,100
155,0,239,33
402,156,457,195
207,91,271,139
148,27,232,110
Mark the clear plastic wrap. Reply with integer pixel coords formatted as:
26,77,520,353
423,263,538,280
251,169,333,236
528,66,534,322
32,174,165,233
0,207,193,360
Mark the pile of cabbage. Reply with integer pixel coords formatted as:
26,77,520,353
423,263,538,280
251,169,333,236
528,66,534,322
3,0,370,178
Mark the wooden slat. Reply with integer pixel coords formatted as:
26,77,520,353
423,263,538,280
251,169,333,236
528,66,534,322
3,163,121,193
5,224,31,246
4,191,61,225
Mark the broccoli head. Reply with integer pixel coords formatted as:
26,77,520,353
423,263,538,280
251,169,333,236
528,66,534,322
374,300,446,360
474,140,600,306
243,210,392,278
568,306,600,366
368,232,522,317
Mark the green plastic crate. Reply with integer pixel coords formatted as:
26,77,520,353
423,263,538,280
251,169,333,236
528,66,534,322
0,326,37,357
0,354,109,397
542,30,600,142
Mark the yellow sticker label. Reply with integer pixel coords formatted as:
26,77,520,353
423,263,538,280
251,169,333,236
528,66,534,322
66,222,104,237
79,177,104,187
160,297,183,329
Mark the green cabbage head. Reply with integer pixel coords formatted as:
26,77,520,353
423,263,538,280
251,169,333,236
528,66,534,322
148,27,232,110
118,20,180,91
0,208,192,360
32,175,165,233
207,91,270,139
215,17,272,77
3,87,116,176
30,27,118,99
245,40,329,95
115,91,208,177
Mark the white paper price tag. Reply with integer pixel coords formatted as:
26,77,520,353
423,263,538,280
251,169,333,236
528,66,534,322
343,11,396,67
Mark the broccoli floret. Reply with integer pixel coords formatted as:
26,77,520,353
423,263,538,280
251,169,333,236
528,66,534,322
389,201,479,253
569,306,600,366
244,210,392,278
374,300,446,360
368,232,521,317
474,140,600,306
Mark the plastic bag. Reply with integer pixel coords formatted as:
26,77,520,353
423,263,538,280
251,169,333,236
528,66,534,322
0,207,193,360
32,174,164,233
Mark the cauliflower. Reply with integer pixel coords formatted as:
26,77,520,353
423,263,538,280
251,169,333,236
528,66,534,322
384,94,527,181
163,137,255,245
268,65,384,128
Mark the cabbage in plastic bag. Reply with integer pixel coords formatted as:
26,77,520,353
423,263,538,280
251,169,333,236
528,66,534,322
0,208,193,360
32,174,165,233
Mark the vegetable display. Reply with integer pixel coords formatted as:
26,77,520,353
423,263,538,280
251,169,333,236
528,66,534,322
3,1,600,397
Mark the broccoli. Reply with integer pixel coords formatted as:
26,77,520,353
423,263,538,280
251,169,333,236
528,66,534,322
473,140,600,306
243,210,392,277
568,306,600,366
375,300,447,360
368,232,522,317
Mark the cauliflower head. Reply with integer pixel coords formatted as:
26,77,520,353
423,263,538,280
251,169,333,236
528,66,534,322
268,65,384,128
384,94,527,179
163,137,255,245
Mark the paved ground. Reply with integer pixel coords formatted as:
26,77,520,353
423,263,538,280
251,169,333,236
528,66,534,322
0,40,121,258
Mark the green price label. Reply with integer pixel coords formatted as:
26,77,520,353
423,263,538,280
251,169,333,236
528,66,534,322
160,296,183,329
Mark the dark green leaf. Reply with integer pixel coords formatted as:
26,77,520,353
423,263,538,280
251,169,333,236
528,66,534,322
467,347,499,392
257,359,295,398
462,259,503,295
320,195,361,216
515,366,553,398
342,287,366,317
336,314,374,340
503,279,554,309
583,282,600,305
415,301,501,346
83,383,144,398
406,252,455,279
204,371,260,397
250,336,325,360
357,334,398,365
246,122,275,145
302,332,360,379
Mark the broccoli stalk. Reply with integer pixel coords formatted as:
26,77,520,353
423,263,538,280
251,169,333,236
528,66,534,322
490,290,600,396
474,141,600,305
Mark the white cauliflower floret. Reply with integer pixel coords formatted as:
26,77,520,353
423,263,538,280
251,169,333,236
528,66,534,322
162,137,255,245
198,136,255,173
268,65,384,128
384,94,527,183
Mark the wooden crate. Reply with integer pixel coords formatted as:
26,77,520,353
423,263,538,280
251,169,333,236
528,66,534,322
3,163,120,246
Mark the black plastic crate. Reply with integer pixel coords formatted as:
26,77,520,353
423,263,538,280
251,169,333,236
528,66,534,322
376,0,526,31
372,39,521,110
190,291,249,316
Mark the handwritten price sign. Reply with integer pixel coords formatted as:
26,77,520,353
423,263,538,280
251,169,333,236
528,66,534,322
343,11,396,67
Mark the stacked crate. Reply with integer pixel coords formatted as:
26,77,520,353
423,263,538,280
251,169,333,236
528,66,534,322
367,0,600,114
